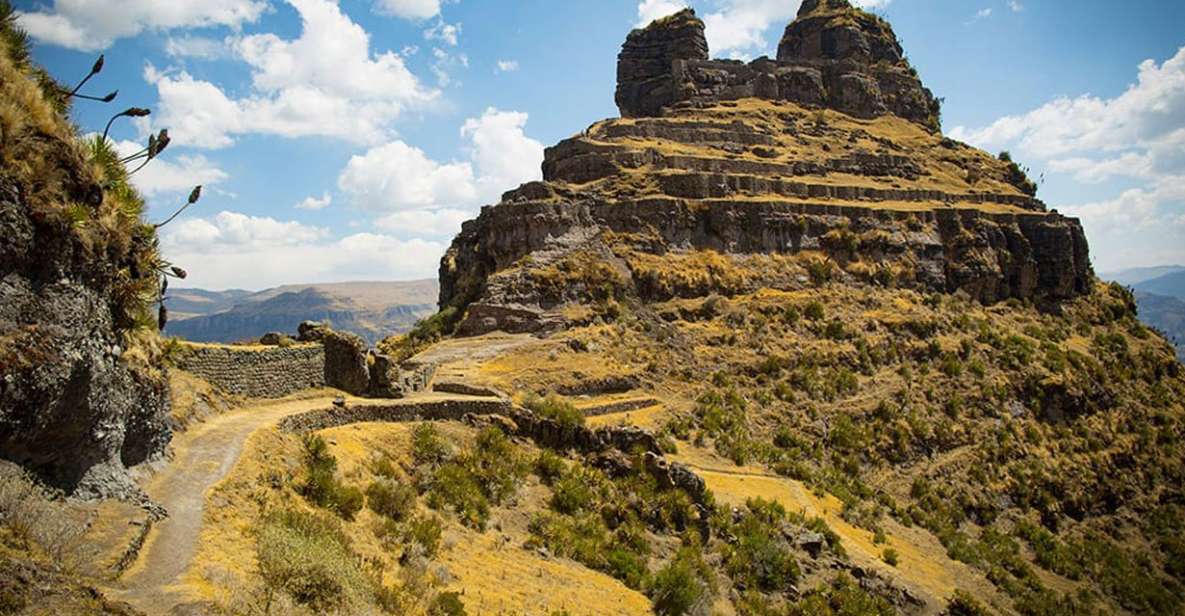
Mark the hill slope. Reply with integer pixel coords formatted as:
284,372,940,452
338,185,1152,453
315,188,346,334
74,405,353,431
396,4,1180,615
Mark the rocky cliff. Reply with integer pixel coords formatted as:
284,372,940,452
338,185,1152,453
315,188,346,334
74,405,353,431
439,3,1091,336
0,24,170,497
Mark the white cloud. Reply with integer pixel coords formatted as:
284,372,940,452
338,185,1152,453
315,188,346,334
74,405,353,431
1062,180,1185,231
164,211,328,250
338,108,543,216
423,20,460,46
972,8,993,21
949,47,1185,161
496,60,520,73
702,0,798,57
295,192,332,211
145,0,437,148
374,0,441,21
429,47,468,87
951,46,1185,270
338,141,478,211
165,36,233,60
107,139,228,197
1007,1,1024,12
15,0,266,51
460,108,545,201
375,208,472,235
163,213,444,289
636,0,689,27
1047,151,1156,184
629,0,890,57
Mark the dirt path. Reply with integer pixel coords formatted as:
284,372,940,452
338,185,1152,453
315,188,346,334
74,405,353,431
108,392,373,612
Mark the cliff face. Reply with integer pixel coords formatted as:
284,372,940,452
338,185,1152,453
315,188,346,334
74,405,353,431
0,31,170,497
439,3,1092,337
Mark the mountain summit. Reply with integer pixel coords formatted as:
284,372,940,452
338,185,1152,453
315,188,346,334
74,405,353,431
440,6,1090,337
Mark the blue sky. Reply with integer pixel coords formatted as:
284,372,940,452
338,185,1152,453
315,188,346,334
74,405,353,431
15,0,1185,289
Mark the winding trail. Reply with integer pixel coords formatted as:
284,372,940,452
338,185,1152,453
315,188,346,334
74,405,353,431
109,391,478,614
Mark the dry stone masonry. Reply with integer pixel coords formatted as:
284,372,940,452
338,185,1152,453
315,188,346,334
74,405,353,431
173,322,440,400
173,344,325,399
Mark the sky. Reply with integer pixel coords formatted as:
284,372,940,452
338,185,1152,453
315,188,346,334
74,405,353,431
14,0,1185,289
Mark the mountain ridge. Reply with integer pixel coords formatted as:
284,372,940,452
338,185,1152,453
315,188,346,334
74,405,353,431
166,280,438,344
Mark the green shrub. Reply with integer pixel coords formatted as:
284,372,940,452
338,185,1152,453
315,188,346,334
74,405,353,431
723,500,800,592
523,392,585,438
366,479,416,522
649,551,707,616
422,428,527,530
299,435,363,520
371,455,400,480
412,424,450,466
940,353,963,377
606,547,649,590
426,461,490,529
403,514,443,558
334,485,364,521
804,301,825,321
882,547,899,566
381,307,461,361
551,470,600,515
256,508,373,612
787,572,895,616
946,589,994,616
534,450,567,485
428,591,468,616
468,427,528,503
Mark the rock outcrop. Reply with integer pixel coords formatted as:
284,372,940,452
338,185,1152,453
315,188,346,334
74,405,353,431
438,3,1092,337
0,139,169,499
321,329,370,395
616,9,709,118
615,3,940,131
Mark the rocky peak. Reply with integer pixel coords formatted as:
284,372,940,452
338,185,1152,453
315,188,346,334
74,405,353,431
778,0,904,65
614,4,937,131
797,0,856,17
439,8,1092,338
615,9,709,118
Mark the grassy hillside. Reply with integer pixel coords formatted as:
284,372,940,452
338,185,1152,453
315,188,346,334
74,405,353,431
177,278,1185,616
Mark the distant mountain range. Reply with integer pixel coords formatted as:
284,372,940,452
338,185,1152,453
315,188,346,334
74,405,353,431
1103,264,1185,287
164,280,439,345
1104,266,1185,361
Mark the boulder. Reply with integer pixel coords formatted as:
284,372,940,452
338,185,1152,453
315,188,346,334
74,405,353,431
322,329,369,395
296,320,328,342
258,332,284,346
367,352,400,398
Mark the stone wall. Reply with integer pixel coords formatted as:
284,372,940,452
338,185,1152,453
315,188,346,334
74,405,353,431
174,343,325,399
